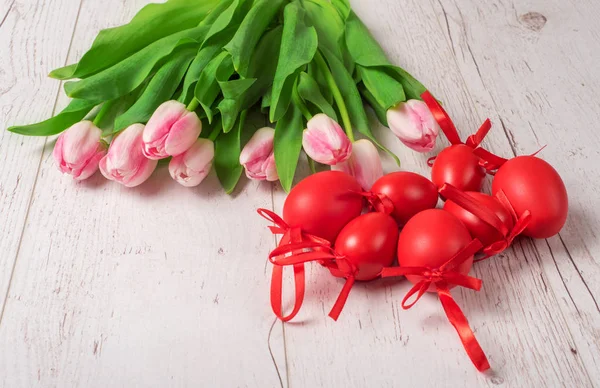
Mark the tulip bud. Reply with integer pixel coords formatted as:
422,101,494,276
142,100,202,160
387,100,440,152
169,138,214,187
302,114,352,165
99,124,158,187
52,120,107,181
332,139,383,190
239,127,279,182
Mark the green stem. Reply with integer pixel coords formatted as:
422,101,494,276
308,157,317,174
187,98,200,112
208,124,222,142
292,82,312,121
92,101,113,127
313,51,355,142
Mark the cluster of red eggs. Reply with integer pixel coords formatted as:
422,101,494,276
258,148,567,371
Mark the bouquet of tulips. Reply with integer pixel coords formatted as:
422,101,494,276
8,0,440,192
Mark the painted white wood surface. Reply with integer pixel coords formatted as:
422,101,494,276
0,0,598,387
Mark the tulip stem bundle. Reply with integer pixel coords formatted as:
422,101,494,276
7,0,435,192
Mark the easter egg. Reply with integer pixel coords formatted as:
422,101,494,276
371,172,439,225
397,209,474,291
431,144,486,192
284,171,363,242
492,156,567,238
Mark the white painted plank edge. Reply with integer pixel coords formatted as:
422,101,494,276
0,0,82,318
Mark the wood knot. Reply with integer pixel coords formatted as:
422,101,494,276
519,12,547,31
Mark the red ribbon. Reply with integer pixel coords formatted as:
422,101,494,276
352,190,394,216
381,239,491,372
422,91,500,173
268,241,359,321
258,209,332,322
438,184,532,259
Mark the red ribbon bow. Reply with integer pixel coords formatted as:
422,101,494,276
381,239,491,372
258,209,332,322
268,241,359,321
353,190,395,216
438,184,532,259
422,91,500,173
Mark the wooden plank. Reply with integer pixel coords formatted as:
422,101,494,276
0,1,286,387
0,0,82,315
275,0,593,386
433,0,600,382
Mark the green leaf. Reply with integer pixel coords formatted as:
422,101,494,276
113,48,196,134
274,104,304,192
195,51,235,122
359,83,388,127
270,3,318,123
393,65,427,101
224,0,287,77
358,65,405,109
219,78,257,100
296,72,337,120
218,26,283,133
215,111,247,194
321,47,400,166
342,10,426,102
8,99,96,136
202,0,251,47
50,0,220,80
64,25,208,103
94,85,148,136
178,45,222,105
299,0,345,59
261,88,272,113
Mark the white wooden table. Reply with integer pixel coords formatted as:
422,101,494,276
1,0,599,387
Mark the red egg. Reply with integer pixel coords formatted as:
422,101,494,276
371,172,439,225
492,156,568,239
398,209,474,291
444,192,514,247
330,212,398,281
284,171,363,242
432,144,486,192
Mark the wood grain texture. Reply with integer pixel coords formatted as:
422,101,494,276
0,0,284,387
0,0,599,387
276,0,597,387
0,0,82,317
432,0,600,383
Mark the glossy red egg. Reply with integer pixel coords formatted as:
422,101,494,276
371,172,439,225
492,156,568,239
444,192,514,247
398,209,473,291
331,212,398,281
284,171,363,242
432,144,486,192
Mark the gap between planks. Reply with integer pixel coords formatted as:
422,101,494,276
0,0,85,328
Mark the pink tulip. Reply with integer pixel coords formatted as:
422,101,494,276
302,114,352,165
52,120,107,181
142,100,202,159
332,139,383,190
239,127,279,182
387,100,440,152
99,124,158,187
169,138,214,187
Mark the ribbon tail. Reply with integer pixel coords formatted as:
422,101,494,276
329,277,356,321
421,91,462,145
436,283,490,372
439,184,509,237
270,264,306,322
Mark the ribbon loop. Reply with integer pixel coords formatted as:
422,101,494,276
259,208,335,322
380,238,490,371
354,190,394,215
